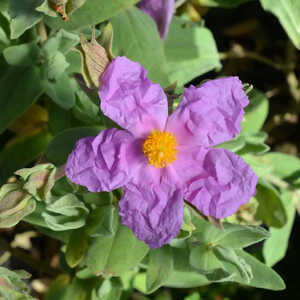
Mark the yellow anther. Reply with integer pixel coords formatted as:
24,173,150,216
142,131,177,168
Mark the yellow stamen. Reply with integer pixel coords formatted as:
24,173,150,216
143,131,177,168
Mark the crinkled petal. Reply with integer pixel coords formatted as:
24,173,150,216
119,182,184,248
167,77,249,147
139,0,175,40
184,148,257,219
66,129,133,192
99,57,168,138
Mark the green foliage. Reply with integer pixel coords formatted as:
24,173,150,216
165,17,221,86
111,7,169,87
261,0,300,49
0,66,44,134
85,213,149,277
9,0,43,39
45,127,99,165
263,191,296,267
0,0,299,299
0,267,36,299
45,0,139,31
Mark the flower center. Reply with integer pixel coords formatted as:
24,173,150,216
143,131,177,168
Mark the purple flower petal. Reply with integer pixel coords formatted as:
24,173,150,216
119,182,184,248
139,0,175,40
66,129,133,192
184,148,257,219
99,57,168,138
167,77,249,147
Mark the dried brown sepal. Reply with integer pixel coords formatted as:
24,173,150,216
78,30,110,89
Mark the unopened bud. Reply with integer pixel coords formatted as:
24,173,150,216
0,184,35,228
15,164,56,202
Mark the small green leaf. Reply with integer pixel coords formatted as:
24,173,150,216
234,249,285,290
45,0,139,31
0,66,44,134
42,193,89,231
165,17,221,86
45,127,99,165
97,278,122,300
217,222,270,249
9,0,43,39
256,180,287,228
216,135,246,152
260,0,300,49
43,73,76,109
214,246,253,283
146,246,173,293
263,191,296,266
197,0,252,7
111,7,170,87
3,41,40,67
86,219,149,276
66,228,88,268
0,131,52,185
72,91,102,125
86,205,117,237
261,152,300,185
241,89,269,134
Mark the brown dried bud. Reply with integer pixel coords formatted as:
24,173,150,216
77,24,114,89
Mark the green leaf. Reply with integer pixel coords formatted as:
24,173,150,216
190,245,222,271
9,0,43,39
214,246,253,283
44,29,80,55
45,0,139,31
86,218,149,276
197,0,252,7
72,90,103,125
45,127,99,165
261,152,300,185
85,205,117,237
217,222,270,249
97,278,122,300
146,246,173,293
263,191,296,266
66,228,88,268
3,41,40,67
184,292,201,300
260,0,300,49
165,17,221,86
216,135,246,152
234,249,285,290
111,7,170,87
43,73,76,109
166,271,210,288
42,51,70,80
241,89,269,134
64,277,97,300
0,266,36,299
0,66,44,134
255,180,287,228
0,131,52,185
42,194,89,231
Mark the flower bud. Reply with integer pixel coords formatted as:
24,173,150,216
15,164,57,202
0,183,35,228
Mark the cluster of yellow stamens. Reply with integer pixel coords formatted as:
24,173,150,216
142,131,178,168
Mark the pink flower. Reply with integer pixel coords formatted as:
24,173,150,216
66,57,257,248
